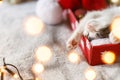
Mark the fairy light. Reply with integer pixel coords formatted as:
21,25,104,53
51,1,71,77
101,51,116,64
0,67,5,80
111,17,120,40
111,0,119,4
35,46,52,63
13,73,19,78
68,51,80,64
35,77,42,80
23,16,44,36
85,67,96,80
0,58,24,80
0,1,2,4
0,67,5,73
35,77,39,80
32,63,44,74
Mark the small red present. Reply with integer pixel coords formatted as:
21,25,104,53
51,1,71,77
67,9,120,66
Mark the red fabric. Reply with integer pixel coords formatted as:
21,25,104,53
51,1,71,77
58,0,108,11
82,0,108,10
58,0,81,10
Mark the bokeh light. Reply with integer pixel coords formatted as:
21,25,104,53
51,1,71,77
32,63,44,74
101,51,116,64
0,66,5,73
111,17,120,40
13,74,19,79
35,77,39,80
35,46,52,63
85,67,96,80
68,51,80,64
23,16,44,36
111,0,119,4
0,1,2,4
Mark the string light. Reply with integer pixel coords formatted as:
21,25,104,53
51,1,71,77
23,16,44,36
101,51,116,64
13,73,19,78
32,63,44,74
111,16,120,40
0,58,24,80
68,50,80,64
111,0,119,4
35,77,42,80
0,67,5,80
1,72,4,80
0,0,2,4
35,46,52,63
85,67,96,80
0,67,5,73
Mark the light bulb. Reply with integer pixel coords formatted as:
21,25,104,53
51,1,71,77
85,68,96,80
68,51,80,63
111,17,120,40
23,16,44,36
32,63,44,74
35,46,52,63
13,74,19,78
111,0,119,4
101,51,116,64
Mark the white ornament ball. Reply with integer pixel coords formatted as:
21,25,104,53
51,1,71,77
36,0,63,25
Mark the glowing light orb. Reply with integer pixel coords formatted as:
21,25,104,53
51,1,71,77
101,51,116,64
0,66,6,73
68,51,80,63
111,17,120,40
13,74,19,78
35,77,42,80
23,16,44,36
85,68,96,80
0,1,2,4
35,77,39,80
0,67,6,76
35,46,52,63
32,63,44,74
111,0,119,3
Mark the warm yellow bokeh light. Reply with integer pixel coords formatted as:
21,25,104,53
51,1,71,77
68,51,80,63
35,77,42,80
32,63,44,74
35,77,39,80
111,0,119,3
85,68,96,80
111,17,120,40
35,46,52,63
0,67,5,72
0,1,2,4
24,16,44,36
13,74,19,78
101,51,116,64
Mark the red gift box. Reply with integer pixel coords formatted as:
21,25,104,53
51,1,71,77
67,9,120,66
